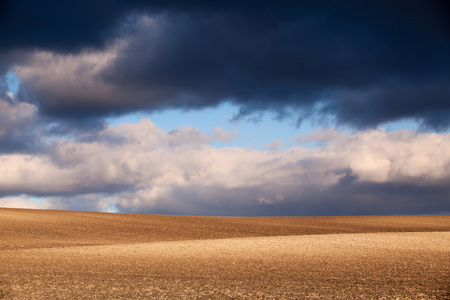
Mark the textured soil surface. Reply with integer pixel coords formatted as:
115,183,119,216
1,208,449,299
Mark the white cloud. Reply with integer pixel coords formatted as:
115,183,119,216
0,121,449,214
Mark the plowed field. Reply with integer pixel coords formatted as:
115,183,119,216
1,208,449,299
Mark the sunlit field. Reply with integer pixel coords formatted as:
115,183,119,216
1,208,449,299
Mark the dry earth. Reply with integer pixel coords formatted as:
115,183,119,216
0,208,449,299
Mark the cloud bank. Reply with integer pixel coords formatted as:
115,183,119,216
1,116,449,215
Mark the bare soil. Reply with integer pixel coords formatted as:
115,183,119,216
1,208,449,299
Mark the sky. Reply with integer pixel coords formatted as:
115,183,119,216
0,0,449,216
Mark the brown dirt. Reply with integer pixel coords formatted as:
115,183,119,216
0,208,449,299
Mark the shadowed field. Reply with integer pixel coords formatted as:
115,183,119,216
0,208,449,299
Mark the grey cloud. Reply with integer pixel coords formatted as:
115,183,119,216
56,181,450,217
0,84,42,153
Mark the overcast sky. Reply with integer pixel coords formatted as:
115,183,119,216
1,0,449,215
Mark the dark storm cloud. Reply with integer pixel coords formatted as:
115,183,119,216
0,0,301,53
325,80,450,130
3,0,450,129
0,0,132,53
